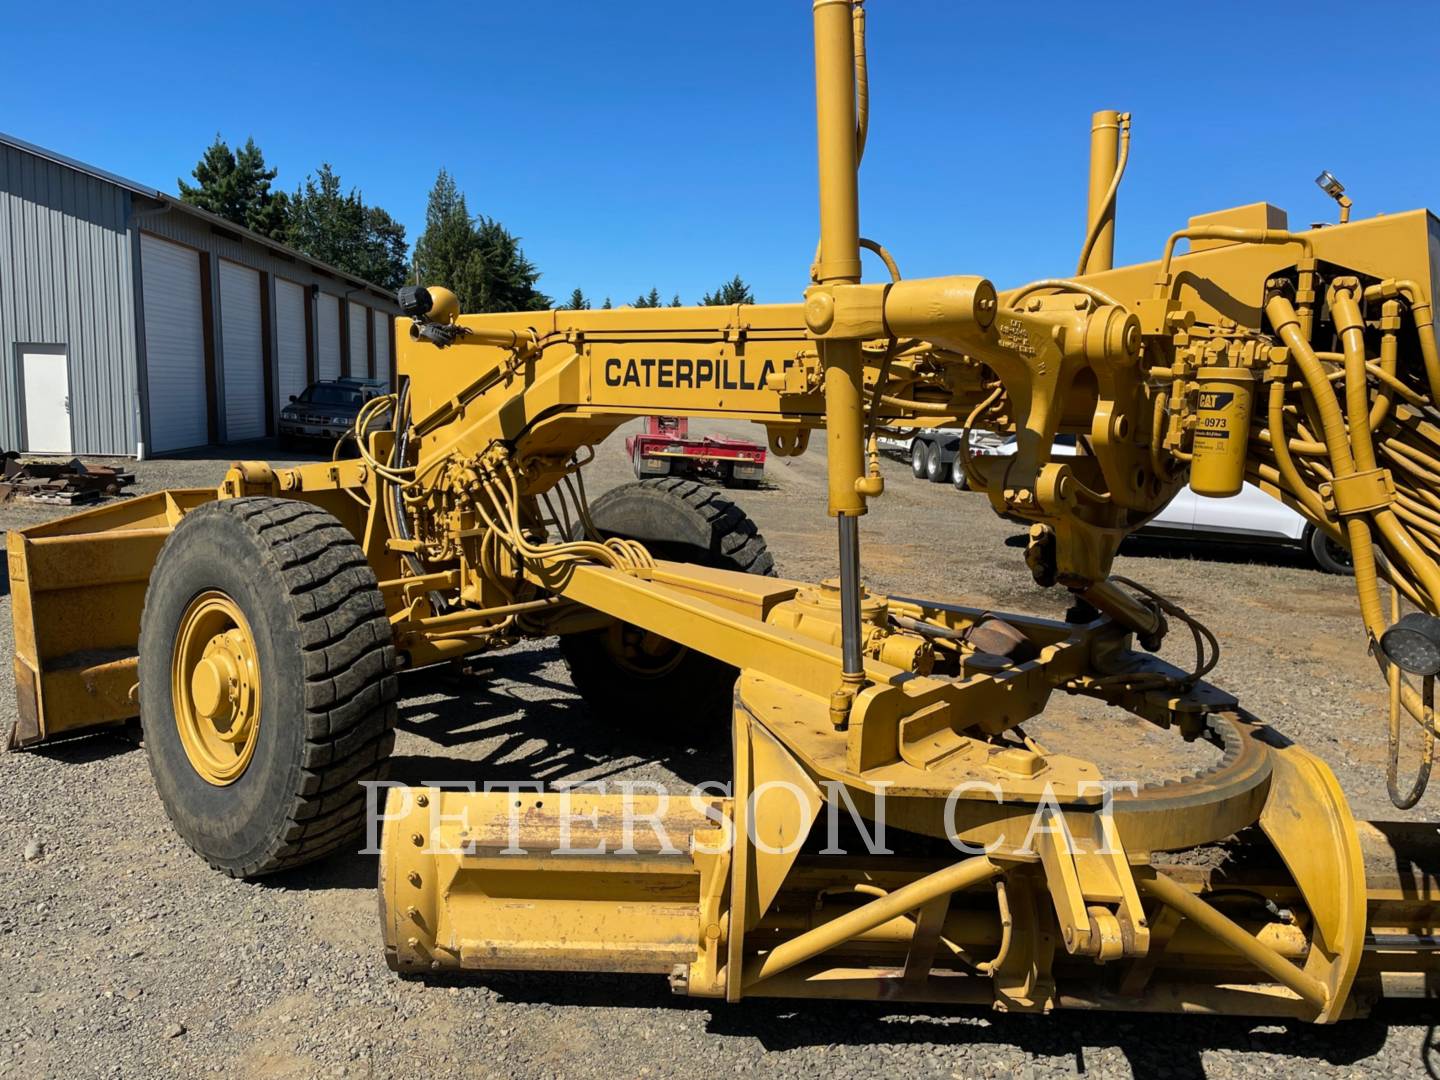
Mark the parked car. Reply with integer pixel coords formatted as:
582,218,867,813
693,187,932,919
278,377,390,445
1145,480,1352,574
971,434,1352,574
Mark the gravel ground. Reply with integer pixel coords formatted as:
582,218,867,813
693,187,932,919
1,428,1435,1079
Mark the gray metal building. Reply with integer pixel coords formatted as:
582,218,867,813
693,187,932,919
0,133,400,457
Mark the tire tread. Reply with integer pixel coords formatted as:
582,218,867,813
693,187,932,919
141,497,397,878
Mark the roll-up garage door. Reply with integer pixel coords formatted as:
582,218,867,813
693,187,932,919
218,260,264,442
141,234,209,452
348,301,369,377
275,279,308,405
371,309,392,388
316,293,341,380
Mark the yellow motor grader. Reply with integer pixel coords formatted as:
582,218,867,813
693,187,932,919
8,0,1437,1021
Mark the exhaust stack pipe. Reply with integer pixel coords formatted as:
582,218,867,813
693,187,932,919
1078,109,1131,275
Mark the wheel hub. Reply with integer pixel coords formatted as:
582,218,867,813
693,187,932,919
172,592,261,785
607,622,688,678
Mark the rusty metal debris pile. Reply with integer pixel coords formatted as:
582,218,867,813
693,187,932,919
0,454,135,505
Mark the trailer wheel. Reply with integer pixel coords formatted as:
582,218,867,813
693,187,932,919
951,459,970,491
560,478,775,733
925,442,947,483
138,497,397,878
631,448,670,480
910,439,929,479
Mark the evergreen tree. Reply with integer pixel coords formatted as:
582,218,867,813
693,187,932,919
413,169,551,313
286,164,408,290
178,135,288,239
564,288,591,310
670,294,683,307
601,297,613,310
474,216,550,312
412,170,478,301
700,274,755,306
633,287,663,309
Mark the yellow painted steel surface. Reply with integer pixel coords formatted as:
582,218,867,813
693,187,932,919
169,590,262,785
7,489,215,747
9,0,1440,1023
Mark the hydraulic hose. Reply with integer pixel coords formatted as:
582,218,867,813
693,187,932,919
1330,288,1440,610
1009,279,1122,309
1157,229,1313,297
1332,287,1379,472
1367,279,1440,405
1265,378,1328,523
1266,295,1386,634
852,0,868,164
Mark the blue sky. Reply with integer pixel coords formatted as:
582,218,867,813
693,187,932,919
5,1,1439,304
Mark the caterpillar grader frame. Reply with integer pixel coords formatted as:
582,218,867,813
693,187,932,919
8,0,1438,1023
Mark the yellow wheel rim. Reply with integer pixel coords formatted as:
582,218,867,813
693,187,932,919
171,590,262,786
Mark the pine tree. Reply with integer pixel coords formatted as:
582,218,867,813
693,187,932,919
179,135,288,239
564,288,591,310
233,139,289,238
633,287,663,308
411,169,477,300
286,164,407,289
670,294,683,307
700,274,755,306
601,297,613,310
413,169,551,313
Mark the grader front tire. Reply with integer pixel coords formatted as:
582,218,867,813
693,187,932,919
559,478,775,732
138,497,397,878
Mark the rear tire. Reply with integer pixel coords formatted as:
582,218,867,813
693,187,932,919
1306,525,1355,576
926,443,946,483
138,497,397,878
910,440,928,479
559,478,775,734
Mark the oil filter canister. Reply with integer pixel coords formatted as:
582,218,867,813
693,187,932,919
1190,366,1255,497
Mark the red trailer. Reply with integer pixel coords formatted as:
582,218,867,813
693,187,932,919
626,417,766,488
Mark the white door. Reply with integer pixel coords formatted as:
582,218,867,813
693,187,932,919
371,309,392,388
219,260,265,442
316,293,341,381
141,234,208,452
348,302,369,377
20,347,71,454
274,279,308,406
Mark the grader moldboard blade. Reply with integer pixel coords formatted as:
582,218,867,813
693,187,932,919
10,0,1440,1023
8,489,215,749
380,660,1437,1019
